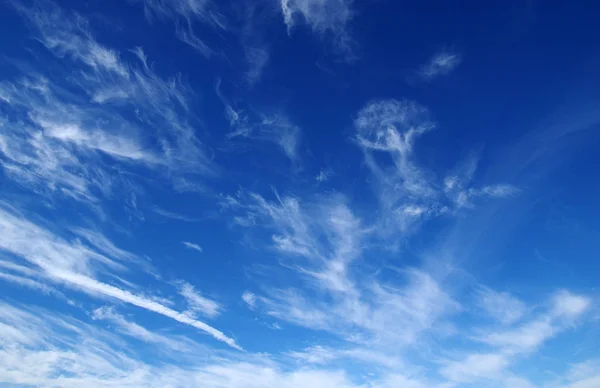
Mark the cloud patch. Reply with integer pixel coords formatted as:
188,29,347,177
419,49,462,80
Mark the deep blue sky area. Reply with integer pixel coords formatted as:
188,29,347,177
0,1,599,387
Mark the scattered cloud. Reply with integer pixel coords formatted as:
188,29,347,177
245,46,270,86
440,352,509,383
440,291,591,384
91,306,198,353
182,241,203,253
224,191,460,349
354,99,519,235
242,291,257,309
316,170,329,182
280,0,356,56
153,207,199,222
419,50,462,80
142,0,227,57
477,287,527,325
0,1,596,387
5,1,215,186
215,79,302,163
0,301,360,387
178,281,221,318
0,204,239,349
551,290,592,319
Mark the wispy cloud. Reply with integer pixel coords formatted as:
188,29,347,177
91,306,199,353
0,300,377,387
182,241,203,253
142,0,227,57
440,352,509,383
280,0,356,57
477,287,527,325
354,99,519,234
153,207,199,222
316,170,329,182
224,191,459,348
1,1,596,386
245,46,270,86
215,79,301,163
242,291,257,309
178,281,221,318
419,49,462,80
440,290,591,384
9,1,214,171
0,205,240,350
0,1,217,222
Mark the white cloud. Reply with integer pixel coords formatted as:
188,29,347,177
0,205,239,350
354,99,437,206
178,281,221,318
215,79,302,163
353,99,520,234
440,353,508,383
2,2,595,387
91,306,197,353
226,191,459,347
551,290,591,319
153,207,199,222
419,50,462,80
482,318,557,353
287,345,404,370
475,291,589,355
242,291,257,309
182,241,203,253
0,302,368,388
0,271,66,299
557,360,600,388
52,269,240,349
5,1,216,186
440,291,592,385
38,121,156,163
477,287,527,325
142,0,227,57
281,0,355,55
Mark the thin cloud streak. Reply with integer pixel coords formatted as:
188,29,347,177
0,205,240,350
182,241,203,253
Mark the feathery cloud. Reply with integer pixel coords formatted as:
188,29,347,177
419,50,462,80
182,241,203,253
280,0,356,56
215,79,301,163
178,281,221,318
241,291,257,309
142,0,227,57
0,205,239,349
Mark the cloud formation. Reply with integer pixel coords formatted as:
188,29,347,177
182,241,203,253
281,0,356,56
0,1,597,387
419,49,462,80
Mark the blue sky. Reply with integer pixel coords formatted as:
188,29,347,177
0,0,599,387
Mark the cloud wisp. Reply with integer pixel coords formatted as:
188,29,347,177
0,204,240,350
215,79,301,163
182,241,204,253
0,1,597,387
353,99,519,236
419,49,462,80
280,0,356,57
1,1,216,212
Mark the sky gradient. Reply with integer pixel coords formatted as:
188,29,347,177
0,0,599,387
